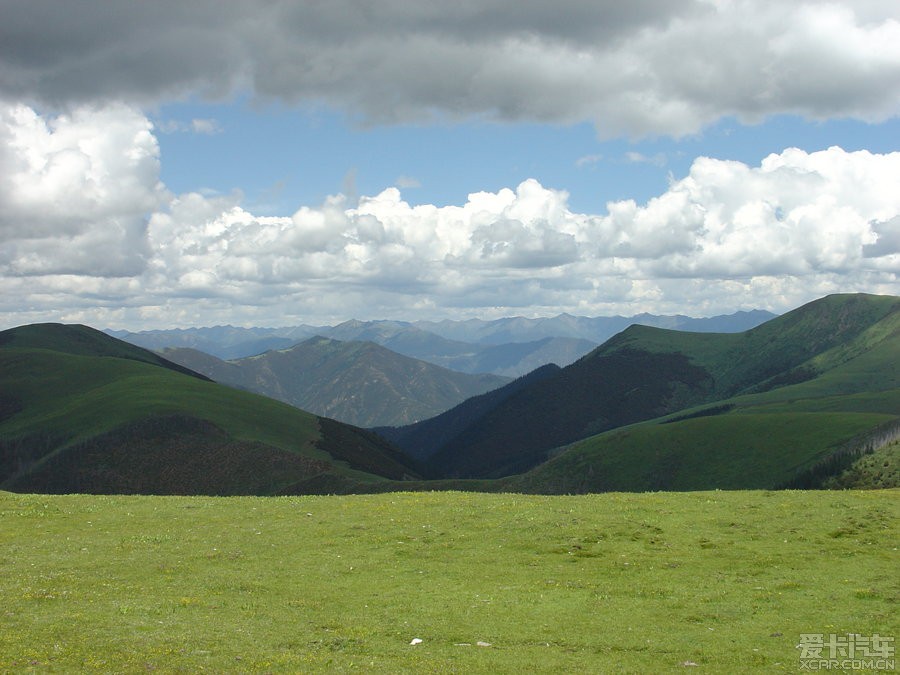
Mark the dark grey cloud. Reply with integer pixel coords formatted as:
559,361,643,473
1,1,897,136
864,216,900,258
0,1,692,104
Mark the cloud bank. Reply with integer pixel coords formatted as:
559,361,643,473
1,1,898,136
1,103,897,328
0,103,165,277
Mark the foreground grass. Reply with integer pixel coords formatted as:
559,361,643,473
1,490,897,673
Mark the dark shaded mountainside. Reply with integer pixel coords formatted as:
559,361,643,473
374,363,562,462
160,337,509,427
0,324,420,495
383,294,900,484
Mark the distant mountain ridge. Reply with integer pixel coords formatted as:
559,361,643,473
413,309,776,344
108,309,775,375
161,336,510,427
321,322,597,376
105,324,319,360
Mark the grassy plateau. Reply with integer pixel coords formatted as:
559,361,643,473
1,489,897,673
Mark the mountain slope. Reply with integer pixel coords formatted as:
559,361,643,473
425,346,714,478
506,411,898,493
320,320,596,376
162,336,510,427
508,301,900,493
1,323,211,381
323,319,469,359
0,324,419,495
598,292,899,398
407,293,899,479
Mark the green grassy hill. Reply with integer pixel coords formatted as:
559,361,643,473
0,325,419,495
601,292,899,398
412,294,899,481
507,296,900,493
0,323,211,380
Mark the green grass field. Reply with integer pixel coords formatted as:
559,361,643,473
1,489,896,673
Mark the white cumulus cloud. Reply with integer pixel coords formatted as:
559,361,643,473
0,102,897,328
134,146,900,325
0,102,165,277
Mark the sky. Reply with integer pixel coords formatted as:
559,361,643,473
1,0,899,330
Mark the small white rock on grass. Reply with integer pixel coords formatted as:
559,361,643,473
453,641,493,647
419,638,492,647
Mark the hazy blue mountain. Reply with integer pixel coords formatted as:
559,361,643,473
323,320,477,360
106,325,322,359
424,336,597,377
414,310,776,344
320,321,596,376
109,309,774,375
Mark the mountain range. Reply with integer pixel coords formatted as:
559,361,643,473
3,294,896,495
413,309,776,345
108,309,775,376
381,293,900,485
109,309,774,428
159,336,509,427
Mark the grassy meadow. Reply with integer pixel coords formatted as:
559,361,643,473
1,489,897,673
